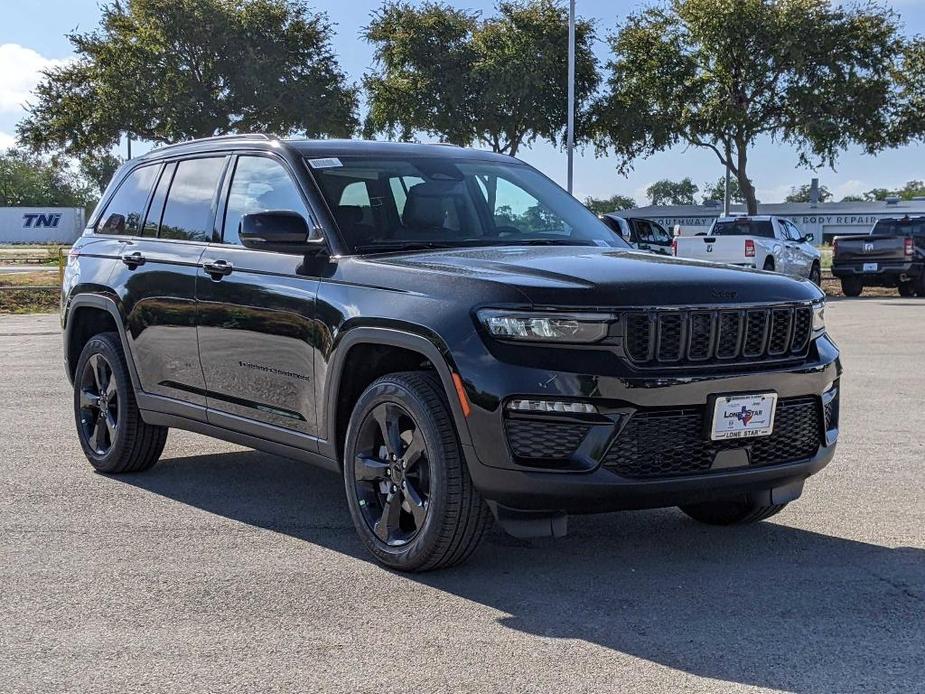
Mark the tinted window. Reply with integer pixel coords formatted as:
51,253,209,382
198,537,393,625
872,220,925,236
223,156,309,245
159,157,225,241
711,219,775,238
142,163,175,237
96,165,159,236
310,156,627,254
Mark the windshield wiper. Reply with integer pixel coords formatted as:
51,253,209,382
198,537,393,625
353,241,455,254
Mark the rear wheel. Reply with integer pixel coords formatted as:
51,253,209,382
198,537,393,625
840,277,863,297
809,263,822,286
343,371,491,571
73,332,167,473
763,258,775,271
898,281,916,297
679,497,787,525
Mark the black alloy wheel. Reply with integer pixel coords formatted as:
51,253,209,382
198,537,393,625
78,353,119,456
809,264,822,286
353,402,431,547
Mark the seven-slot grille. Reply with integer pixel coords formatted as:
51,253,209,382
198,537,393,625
624,305,813,367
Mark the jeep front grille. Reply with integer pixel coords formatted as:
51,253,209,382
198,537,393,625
622,305,813,367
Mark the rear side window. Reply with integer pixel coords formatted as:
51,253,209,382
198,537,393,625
159,157,226,241
96,165,160,236
711,219,775,238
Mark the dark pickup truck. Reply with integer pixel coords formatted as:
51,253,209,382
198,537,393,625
832,217,925,296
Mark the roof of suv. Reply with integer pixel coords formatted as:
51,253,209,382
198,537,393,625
136,134,515,164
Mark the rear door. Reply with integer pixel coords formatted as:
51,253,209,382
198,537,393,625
196,153,323,444
108,156,227,412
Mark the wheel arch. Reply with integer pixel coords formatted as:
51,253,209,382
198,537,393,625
319,326,472,465
63,293,140,390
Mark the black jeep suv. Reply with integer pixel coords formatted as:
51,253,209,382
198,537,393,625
62,135,841,571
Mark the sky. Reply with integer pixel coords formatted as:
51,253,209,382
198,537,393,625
1,0,924,204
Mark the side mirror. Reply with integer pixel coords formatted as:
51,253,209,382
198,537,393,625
804,233,815,243
239,211,325,255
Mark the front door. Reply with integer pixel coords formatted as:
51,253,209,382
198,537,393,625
196,154,323,444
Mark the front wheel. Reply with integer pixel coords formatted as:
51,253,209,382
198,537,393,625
343,371,491,571
840,277,863,297
679,497,787,525
73,332,167,473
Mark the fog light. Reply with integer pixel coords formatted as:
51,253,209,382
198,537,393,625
506,399,598,414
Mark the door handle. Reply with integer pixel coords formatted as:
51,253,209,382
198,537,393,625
202,259,233,278
121,251,146,268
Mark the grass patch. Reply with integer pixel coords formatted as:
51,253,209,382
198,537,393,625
0,271,60,314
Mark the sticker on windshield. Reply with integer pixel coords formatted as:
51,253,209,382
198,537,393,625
593,240,610,247
308,157,342,169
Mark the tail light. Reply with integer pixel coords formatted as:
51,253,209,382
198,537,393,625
905,237,914,256
745,239,756,257
671,237,678,256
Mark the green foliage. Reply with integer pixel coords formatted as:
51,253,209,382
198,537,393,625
786,184,832,203
0,149,94,208
363,0,600,155
592,0,902,214
79,151,123,195
583,194,637,214
647,178,698,206
863,180,925,201
702,175,744,204
17,0,358,158
840,195,865,202
889,38,925,145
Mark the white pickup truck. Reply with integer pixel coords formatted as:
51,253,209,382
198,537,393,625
673,215,822,285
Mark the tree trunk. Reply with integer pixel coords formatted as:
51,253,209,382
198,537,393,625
735,139,759,215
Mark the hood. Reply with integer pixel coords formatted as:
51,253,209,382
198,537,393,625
364,246,822,307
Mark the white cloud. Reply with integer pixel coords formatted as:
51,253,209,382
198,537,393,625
0,43,70,113
0,131,15,151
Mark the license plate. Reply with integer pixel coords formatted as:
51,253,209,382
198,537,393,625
863,262,878,272
710,393,778,441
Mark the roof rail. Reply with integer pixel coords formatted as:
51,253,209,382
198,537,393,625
146,133,274,156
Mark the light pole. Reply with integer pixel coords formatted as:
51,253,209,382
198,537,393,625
566,0,575,195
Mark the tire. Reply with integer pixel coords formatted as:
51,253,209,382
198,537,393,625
763,258,775,271
679,496,787,525
809,263,822,286
898,281,915,297
343,371,491,571
840,277,863,297
73,332,167,473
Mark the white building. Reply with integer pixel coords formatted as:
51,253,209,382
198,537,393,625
619,199,925,244
0,207,86,244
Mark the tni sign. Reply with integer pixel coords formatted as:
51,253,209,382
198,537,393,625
22,213,62,228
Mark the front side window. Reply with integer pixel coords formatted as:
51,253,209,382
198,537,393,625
223,156,310,245
309,156,627,254
96,165,160,236
159,157,226,242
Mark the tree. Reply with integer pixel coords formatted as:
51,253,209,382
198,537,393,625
79,152,123,195
17,0,358,158
786,184,832,203
584,194,637,214
840,195,865,202
647,178,698,206
363,1,600,156
864,188,894,201
701,176,744,204
0,149,94,208
591,0,902,215
862,180,925,201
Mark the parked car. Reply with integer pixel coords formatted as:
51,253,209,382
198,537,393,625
674,215,822,285
599,214,673,255
831,216,925,296
62,135,840,571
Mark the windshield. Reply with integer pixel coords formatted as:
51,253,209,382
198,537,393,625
306,156,629,254
872,220,925,236
710,219,775,239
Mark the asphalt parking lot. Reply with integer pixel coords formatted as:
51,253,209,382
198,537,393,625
1,300,923,694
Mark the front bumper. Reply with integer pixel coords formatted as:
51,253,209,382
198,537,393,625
457,335,841,513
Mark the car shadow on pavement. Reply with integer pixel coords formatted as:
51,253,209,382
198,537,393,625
122,449,925,693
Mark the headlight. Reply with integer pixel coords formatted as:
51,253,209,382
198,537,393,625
812,301,825,337
477,309,611,343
